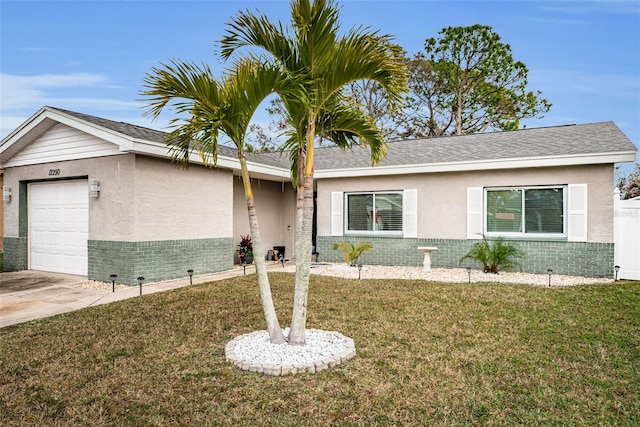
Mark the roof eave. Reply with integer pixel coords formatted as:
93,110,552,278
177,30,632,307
314,151,638,179
127,139,292,180
0,107,136,166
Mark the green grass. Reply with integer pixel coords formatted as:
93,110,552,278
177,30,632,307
1,273,638,426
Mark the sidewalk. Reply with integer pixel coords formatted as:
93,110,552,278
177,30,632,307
0,262,289,328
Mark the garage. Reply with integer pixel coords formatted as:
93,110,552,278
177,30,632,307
29,180,89,276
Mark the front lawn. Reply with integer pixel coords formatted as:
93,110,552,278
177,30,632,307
1,273,638,426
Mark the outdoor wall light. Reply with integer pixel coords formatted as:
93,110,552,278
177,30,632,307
358,263,363,280
137,276,145,296
614,265,620,282
2,186,11,202
547,269,553,287
466,267,472,284
187,269,194,285
110,274,118,293
89,179,100,198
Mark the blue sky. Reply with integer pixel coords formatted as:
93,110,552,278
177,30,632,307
1,0,638,171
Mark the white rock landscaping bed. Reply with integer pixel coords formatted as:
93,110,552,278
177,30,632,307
280,263,613,287
225,328,356,376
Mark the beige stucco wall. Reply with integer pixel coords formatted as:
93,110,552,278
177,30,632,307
233,177,296,262
317,164,615,242
133,155,233,241
3,153,234,242
3,154,135,239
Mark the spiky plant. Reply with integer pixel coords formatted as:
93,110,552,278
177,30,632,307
460,236,525,274
333,241,374,266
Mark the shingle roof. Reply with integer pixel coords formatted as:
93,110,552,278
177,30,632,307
51,106,293,168
313,121,637,170
48,107,636,172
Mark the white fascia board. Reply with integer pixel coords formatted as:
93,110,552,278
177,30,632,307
314,151,638,179
0,107,134,165
243,161,291,179
127,139,292,179
1,107,134,152
0,106,49,152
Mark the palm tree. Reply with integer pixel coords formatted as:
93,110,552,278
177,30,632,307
140,59,293,344
220,0,407,345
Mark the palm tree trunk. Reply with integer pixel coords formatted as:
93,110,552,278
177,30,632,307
289,124,316,345
289,175,314,345
239,156,286,344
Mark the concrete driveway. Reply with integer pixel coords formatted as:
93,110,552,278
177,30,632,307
0,264,279,328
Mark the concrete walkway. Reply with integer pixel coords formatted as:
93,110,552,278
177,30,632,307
0,263,288,328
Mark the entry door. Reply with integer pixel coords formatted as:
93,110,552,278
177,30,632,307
29,180,89,276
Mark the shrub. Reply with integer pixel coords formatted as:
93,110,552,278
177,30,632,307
333,241,373,266
460,236,525,274
237,234,253,258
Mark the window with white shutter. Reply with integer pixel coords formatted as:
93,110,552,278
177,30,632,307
336,190,413,236
479,185,575,239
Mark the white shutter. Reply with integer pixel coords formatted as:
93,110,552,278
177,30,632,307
331,192,344,236
568,184,588,242
467,187,483,239
403,189,418,238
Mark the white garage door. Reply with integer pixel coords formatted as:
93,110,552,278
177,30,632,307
30,180,89,276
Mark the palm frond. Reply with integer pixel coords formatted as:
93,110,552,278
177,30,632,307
141,57,290,166
220,7,297,71
460,236,525,274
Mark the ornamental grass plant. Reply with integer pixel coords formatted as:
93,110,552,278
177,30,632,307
460,236,526,274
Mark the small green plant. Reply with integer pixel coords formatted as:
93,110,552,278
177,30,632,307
460,236,525,274
237,234,253,258
333,241,373,266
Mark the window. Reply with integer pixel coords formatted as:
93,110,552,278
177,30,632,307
346,192,403,234
485,186,565,236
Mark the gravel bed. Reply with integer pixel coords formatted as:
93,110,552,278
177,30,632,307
226,328,356,375
71,280,129,291
280,263,613,287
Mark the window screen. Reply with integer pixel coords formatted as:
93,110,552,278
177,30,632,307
486,186,565,236
346,192,403,233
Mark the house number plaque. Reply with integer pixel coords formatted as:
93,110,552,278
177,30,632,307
48,169,61,176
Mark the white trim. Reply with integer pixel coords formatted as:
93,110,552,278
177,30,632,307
2,108,635,182
343,191,404,235
0,107,292,180
483,185,567,239
314,152,637,179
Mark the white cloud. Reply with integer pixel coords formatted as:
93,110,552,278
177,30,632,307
0,73,112,110
0,72,143,139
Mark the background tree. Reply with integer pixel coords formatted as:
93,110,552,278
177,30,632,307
141,59,292,344
220,0,407,345
256,24,552,142
618,163,640,199
423,24,551,135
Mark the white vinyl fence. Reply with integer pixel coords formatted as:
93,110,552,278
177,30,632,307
614,188,640,280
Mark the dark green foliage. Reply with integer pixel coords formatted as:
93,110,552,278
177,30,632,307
237,234,253,258
460,236,525,274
